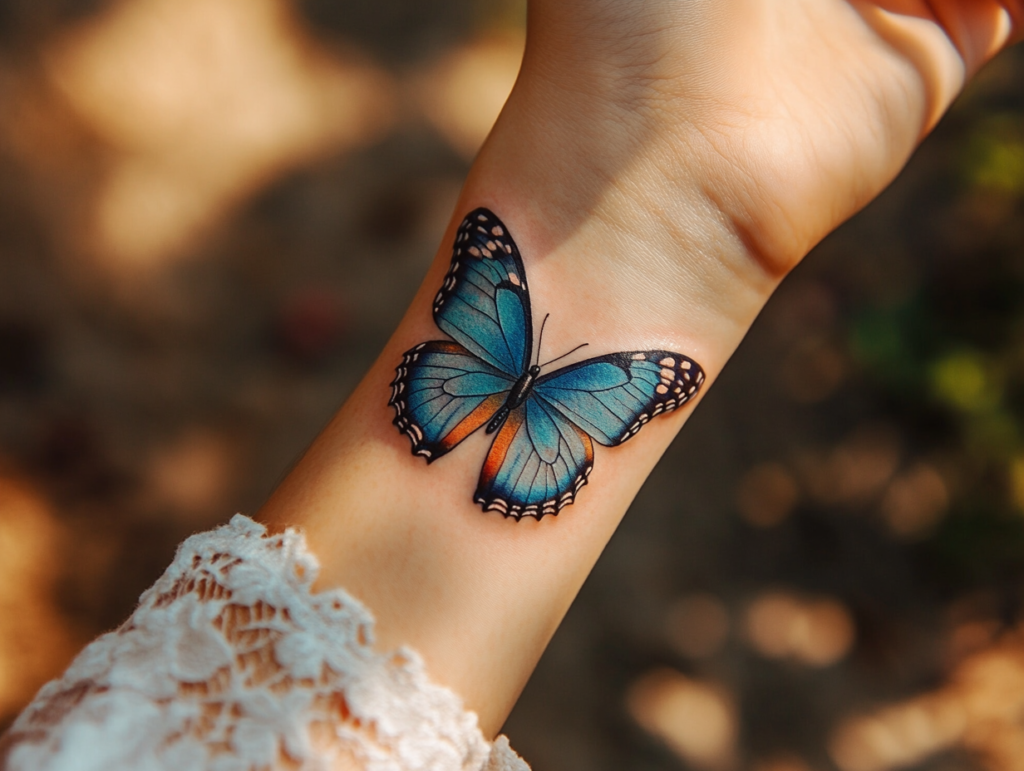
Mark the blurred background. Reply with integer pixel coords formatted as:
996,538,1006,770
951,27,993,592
0,2,1023,770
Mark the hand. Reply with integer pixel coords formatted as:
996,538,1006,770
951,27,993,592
489,1,1021,279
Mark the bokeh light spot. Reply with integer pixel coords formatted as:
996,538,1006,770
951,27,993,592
830,696,966,771
737,462,800,528
45,0,396,270
752,755,813,771
745,591,855,667
965,118,1024,195
415,32,524,159
780,337,847,403
146,429,237,520
798,424,901,507
627,669,736,769
665,593,730,659
929,351,1001,414
880,462,948,539
0,474,80,722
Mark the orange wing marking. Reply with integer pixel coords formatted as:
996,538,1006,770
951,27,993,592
479,407,524,487
437,393,506,453
477,411,595,519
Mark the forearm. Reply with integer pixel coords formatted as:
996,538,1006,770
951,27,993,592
258,79,773,739
258,0,1022,740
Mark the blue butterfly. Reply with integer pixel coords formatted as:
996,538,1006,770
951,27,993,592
389,208,705,519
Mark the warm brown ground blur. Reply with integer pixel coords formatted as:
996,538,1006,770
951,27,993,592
1,3,1024,771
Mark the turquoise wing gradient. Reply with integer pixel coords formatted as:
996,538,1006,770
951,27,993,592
433,208,533,377
475,398,594,519
390,341,513,463
534,350,706,446
392,206,709,520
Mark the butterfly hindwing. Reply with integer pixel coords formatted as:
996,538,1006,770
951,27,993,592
534,351,705,446
475,397,594,519
390,341,512,463
433,208,533,377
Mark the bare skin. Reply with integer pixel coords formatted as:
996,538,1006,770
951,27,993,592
259,0,1022,739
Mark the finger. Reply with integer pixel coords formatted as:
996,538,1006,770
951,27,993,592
926,1,1021,74
1000,1,1024,44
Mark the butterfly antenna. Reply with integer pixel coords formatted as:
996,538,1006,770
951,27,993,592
535,313,551,366
540,343,589,369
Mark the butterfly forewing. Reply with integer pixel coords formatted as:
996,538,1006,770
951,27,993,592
433,208,534,377
534,351,705,446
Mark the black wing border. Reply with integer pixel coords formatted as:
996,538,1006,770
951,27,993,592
432,207,535,375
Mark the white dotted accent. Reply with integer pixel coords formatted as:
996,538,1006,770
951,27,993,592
475,463,593,521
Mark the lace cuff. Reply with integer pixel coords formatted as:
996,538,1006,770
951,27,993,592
1,515,529,771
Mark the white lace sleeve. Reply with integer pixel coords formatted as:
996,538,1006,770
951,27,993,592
0,515,529,771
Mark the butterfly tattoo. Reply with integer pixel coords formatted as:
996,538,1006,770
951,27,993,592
389,208,706,519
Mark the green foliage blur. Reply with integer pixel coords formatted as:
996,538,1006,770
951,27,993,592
842,48,1024,593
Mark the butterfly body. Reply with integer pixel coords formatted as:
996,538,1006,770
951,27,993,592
390,208,706,519
487,364,541,434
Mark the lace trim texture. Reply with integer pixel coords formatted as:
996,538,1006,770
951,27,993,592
1,515,529,771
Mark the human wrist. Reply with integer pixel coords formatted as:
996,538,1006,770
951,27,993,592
259,163,761,736
458,83,780,373
260,35,803,738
